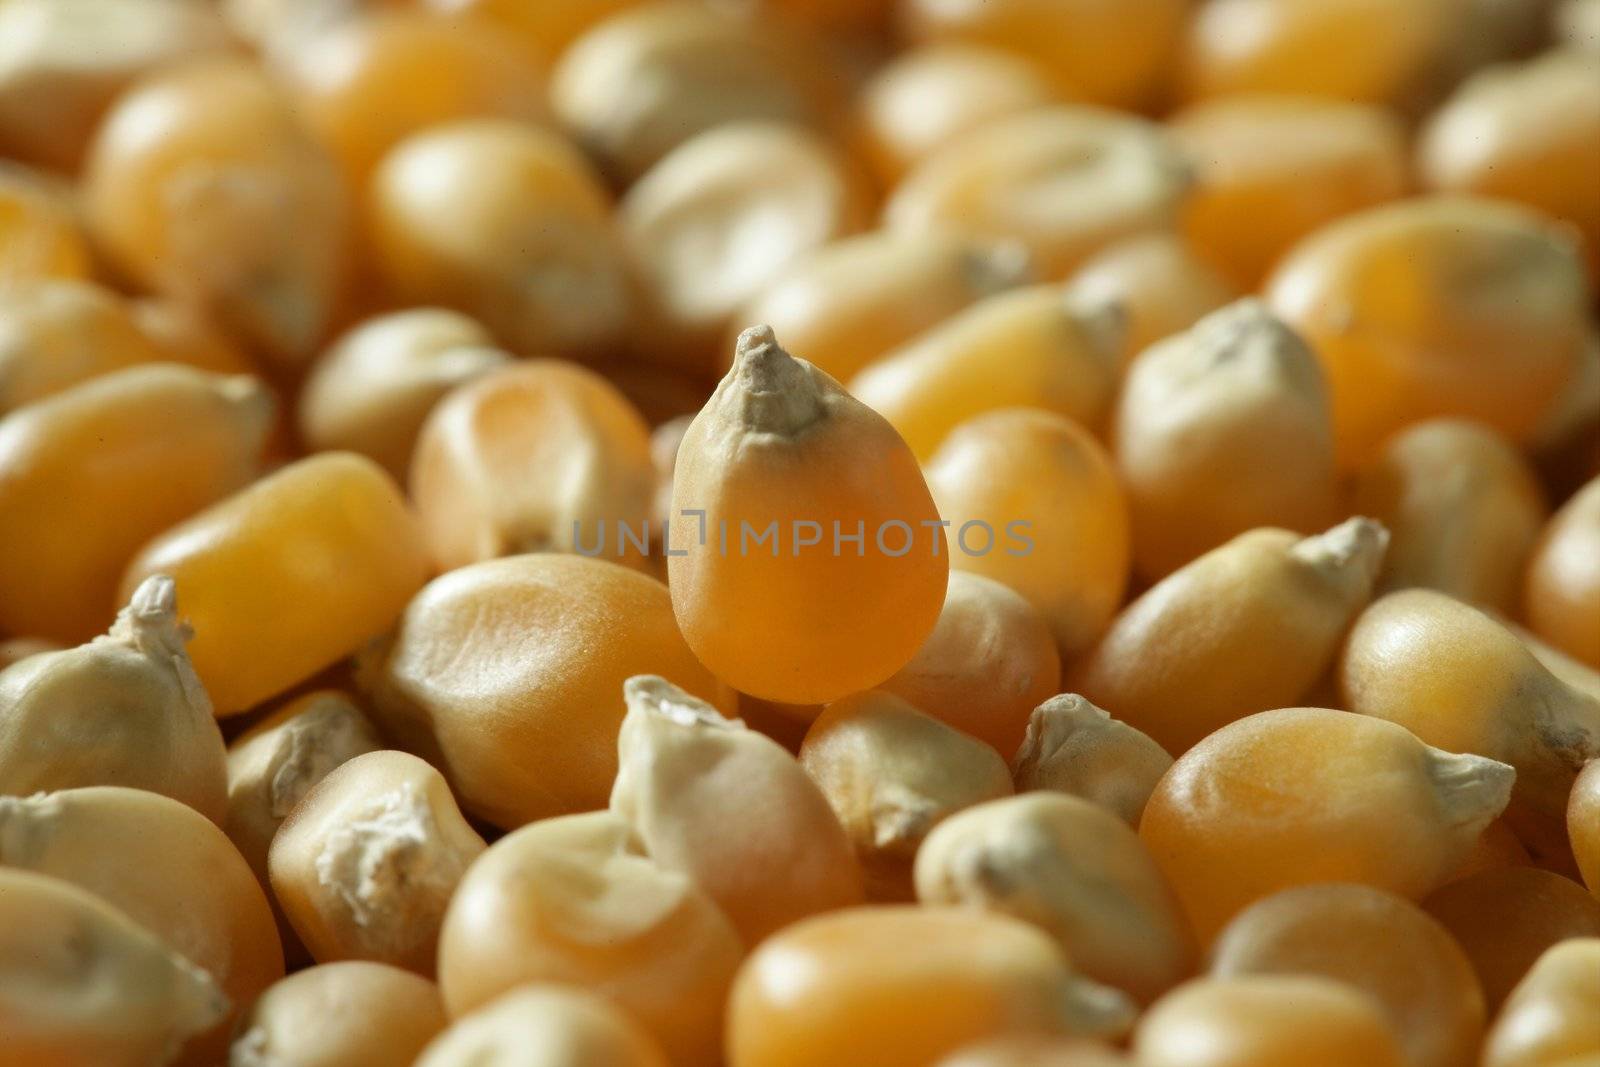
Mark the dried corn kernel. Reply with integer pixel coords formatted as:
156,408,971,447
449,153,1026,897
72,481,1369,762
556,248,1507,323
0,164,91,282
936,1038,1131,1067
0,280,169,414
1572,760,1600,891
1525,476,1600,669
1065,233,1237,367
1482,938,1600,1067
414,984,670,1067
1010,694,1173,827
230,961,448,1067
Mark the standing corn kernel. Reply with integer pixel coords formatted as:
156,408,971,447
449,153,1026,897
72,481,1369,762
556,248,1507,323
0,576,226,823
1134,975,1408,1067
297,308,512,482
362,553,729,827
437,810,744,1066
1419,52,1600,284
1572,760,1600,891
1340,589,1600,851
1140,707,1515,940
269,750,487,975
275,11,550,186
1423,868,1600,1011
1169,96,1409,290
733,231,1032,382
669,325,947,704
1011,694,1173,827
0,787,285,1062
1069,520,1386,755
0,868,227,1067
610,676,862,943
1525,476,1600,669
727,906,1135,1067
121,451,428,716
368,119,633,363
886,107,1191,281
927,409,1129,659
880,572,1062,756
1114,300,1337,580
84,59,349,368
915,793,1195,1004
622,122,867,373
1209,884,1486,1067
0,364,274,643
414,984,670,1067
1267,197,1590,468
898,0,1187,110
1482,939,1600,1067
1065,234,1238,367
230,962,448,1067
0,165,91,283
800,691,1013,900
849,286,1123,462
1351,419,1546,612
410,360,656,572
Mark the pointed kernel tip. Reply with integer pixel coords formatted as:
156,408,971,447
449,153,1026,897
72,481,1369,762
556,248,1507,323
726,324,826,435
735,324,780,359
1426,747,1516,831
1036,693,1110,723
1292,516,1390,580
623,675,740,730
129,574,179,620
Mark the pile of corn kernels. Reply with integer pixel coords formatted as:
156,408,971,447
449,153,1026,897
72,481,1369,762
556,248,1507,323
1,0,1599,1064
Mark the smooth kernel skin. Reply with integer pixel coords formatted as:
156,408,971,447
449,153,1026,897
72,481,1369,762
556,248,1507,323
1564,0,1600,51
0,166,91,282
1011,694,1173,828
121,451,428,717
731,230,1033,383
886,107,1192,281
1170,96,1409,289
727,906,1136,1067
1525,476,1600,669
1065,233,1237,367
880,572,1062,756
0,364,273,643
83,59,349,367
1209,884,1485,1067
1423,869,1600,1011
927,409,1129,659
623,122,866,372
550,3,841,184
936,1038,1131,1067
1113,300,1338,580
0,637,60,670
1340,589,1600,844
425,0,643,58
0,787,284,1063
1068,520,1385,756
368,120,633,363
437,811,744,1067
276,12,549,185
0,281,164,415
1135,975,1408,1067
1482,939,1600,1067
298,308,511,482
800,691,1014,901
915,793,1195,1004
269,750,487,975
1266,197,1590,469
0,868,228,1067
414,984,670,1067
898,0,1188,110
1352,419,1546,612
670,328,947,705
1419,52,1600,284
363,553,731,828
1178,0,1456,109
230,962,448,1067
1140,707,1515,941
611,677,862,944
849,286,1123,462
410,360,656,572
0,577,227,824
1573,760,1600,892
852,45,1061,188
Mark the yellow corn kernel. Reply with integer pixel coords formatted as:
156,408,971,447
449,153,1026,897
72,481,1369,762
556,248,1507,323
849,285,1123,462
0,364,273,642
437,810,744,1066
231,962,448,1067
1140,706,1514,940
936,1038,1131,1067
414,984,670,1067
669,326,948,705
886,107,1191,280
361,553,731,827
268,750,487,974
926,408,1129,659
1482,938,1600,1067
120,451,428,716
424,0,642,58
1065,233,1238,367
84,59,349,368
1011,694,1173,827
0,165,91,282
1525,476,1600,669
0,280,167,415
1572,760,1600,892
